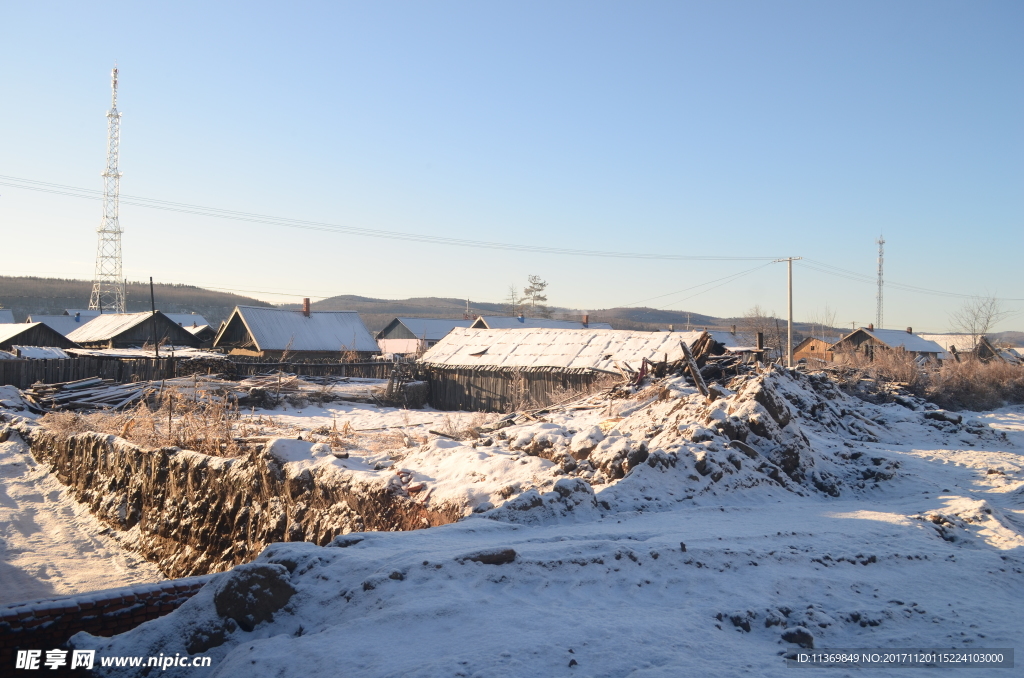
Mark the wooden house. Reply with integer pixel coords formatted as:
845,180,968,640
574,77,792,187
0,323,79,352
792,336,840,364
66,312,201,349
376,317,474,355
829,326,944,361
419,328,711,411
213,304,379,360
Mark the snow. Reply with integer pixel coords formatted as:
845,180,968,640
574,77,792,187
67,346,224,359
62,368,1024,676
421,328,706,371
0,429,164,606
12,345,70,359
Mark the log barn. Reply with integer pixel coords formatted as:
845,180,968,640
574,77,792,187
0,323,79,352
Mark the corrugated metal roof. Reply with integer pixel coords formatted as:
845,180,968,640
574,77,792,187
66,312,156,343
392,317,473,341
420,328,707,371
859,328,945,354
0,310,14,324
165,313,210,328
472,316,613,330
28,315,95,337
228,306,379,352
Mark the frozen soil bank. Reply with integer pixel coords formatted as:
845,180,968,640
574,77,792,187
66,368,1024,676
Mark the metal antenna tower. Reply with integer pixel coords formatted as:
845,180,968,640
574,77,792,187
88,65,126,313
875,235,885,330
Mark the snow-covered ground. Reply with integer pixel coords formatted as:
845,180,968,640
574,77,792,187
68,370,1024,677
0,432,164,606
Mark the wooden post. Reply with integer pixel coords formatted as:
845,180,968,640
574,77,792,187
679,340,709,399
150,277,159,358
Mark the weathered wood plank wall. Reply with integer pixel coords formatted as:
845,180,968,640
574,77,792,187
0,358,391,389
423,366,616,412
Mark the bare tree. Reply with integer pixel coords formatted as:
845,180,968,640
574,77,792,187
809,304,839,341
523,275,550,318
949,295,1008,349
505,285,521,317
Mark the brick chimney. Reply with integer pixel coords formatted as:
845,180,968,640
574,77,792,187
868,323,874,331
583,314,589,327
302,298,310,317
906,327,912,334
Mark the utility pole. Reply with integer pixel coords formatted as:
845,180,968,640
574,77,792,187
875,235,885,330
150,277,158,358
774,257,802,368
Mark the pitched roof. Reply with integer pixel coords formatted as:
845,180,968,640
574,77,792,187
420,328,707,372
27,314,96,336
471,315,613,330
0,310,14,324
0,324,39,344
64,309,101,320
217,306,379,352
382,317,474,341
66,312,160,343
843,328,945,354
0,323,78,349
164,313,211,328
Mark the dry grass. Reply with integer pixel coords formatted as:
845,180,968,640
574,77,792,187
40,387,247,456
831,349,1024,411
921,360,1024,411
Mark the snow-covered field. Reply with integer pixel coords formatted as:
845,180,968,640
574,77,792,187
61,368,1022,677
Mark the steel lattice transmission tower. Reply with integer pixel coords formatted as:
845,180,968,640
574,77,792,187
875,235,885,330
88,65,126,313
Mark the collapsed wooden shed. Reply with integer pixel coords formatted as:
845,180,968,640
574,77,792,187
66,312,201,349
419,328,711,411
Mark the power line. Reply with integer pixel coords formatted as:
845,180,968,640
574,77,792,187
0,175,779,262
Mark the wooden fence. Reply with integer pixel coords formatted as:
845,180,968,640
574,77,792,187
0,357,392,389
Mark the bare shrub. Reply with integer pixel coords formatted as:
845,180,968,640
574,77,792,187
922,360,1024,411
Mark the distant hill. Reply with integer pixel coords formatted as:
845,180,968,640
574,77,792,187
0,276,272,326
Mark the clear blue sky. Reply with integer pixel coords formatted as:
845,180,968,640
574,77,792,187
1,1,1021,332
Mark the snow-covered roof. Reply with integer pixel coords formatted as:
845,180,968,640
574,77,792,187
185,324,214,336
219,306,379,352
27,314,95,337
66,312,157,343
420,328,707,372
855,328,945,354
13,346,70,359
0,310,14,324
64,309,101,320
67,347,223,359
917,334,974,354
0,324,42,344
165,313,210,328
0,350,16,359
384,317,474,341
471,316,613,330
